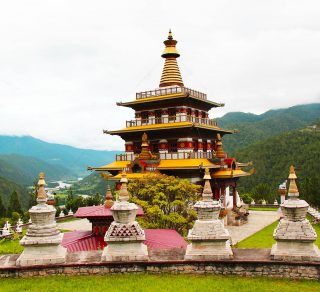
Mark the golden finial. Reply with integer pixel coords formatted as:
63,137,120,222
159,29,184,87
288,165,299,198
202,168,213,201
104,185,114,208
37,172,47,204
215,133,225,159
119,171,129,202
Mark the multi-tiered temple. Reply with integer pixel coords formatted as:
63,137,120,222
89,31,252,210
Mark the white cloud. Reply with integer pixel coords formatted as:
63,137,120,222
0,0,319,150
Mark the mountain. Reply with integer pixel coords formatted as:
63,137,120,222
0,176,28,210
0,136,120,176
217,103,320,153
234,128,320,196
0,154,75,186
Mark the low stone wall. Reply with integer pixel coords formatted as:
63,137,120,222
1,249,319,280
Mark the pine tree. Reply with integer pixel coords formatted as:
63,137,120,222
0,196,6,218
8,191,22,215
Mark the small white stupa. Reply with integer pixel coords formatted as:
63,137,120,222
16,172,67,266
101,171,148,262
271,166,320,261
185,168,233,260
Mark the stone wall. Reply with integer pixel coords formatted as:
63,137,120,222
1,260,319,280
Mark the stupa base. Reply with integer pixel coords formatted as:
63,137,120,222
184,240,233,260
271,241,320,262
101,242,149,262
16,244,67,266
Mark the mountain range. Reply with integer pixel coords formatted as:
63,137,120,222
217,103,320,153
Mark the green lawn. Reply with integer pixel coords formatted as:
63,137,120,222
249,207,279,211
1,274,320,292
235,220,320,248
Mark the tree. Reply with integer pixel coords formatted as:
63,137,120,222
250,183,276,204
8,191,22,215
0,196,6,218
127,173,201,236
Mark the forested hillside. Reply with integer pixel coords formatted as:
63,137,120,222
0,176,28,210
217,103,320,153
0,136,120,176
235,129,320,205
0,154,74,186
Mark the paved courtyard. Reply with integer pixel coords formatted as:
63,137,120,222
58,210,280,245
58,218,92,231
226,210,280,245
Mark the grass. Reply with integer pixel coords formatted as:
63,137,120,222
1,274,320,292
249,207,279,211
0,229,70,254
235,219,320,248
234,221,278,248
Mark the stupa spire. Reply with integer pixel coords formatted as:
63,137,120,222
37,172,47,205
215,134,225,159
104,185,114,208
119,171,129,202
202,168,213,201
159,30,184,87
288,165,299,198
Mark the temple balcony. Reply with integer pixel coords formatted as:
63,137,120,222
115,151,214,161
126,115,218,128
136,86,207,100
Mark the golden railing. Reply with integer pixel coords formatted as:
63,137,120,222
136,86,207,100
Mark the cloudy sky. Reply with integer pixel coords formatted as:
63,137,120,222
0,0,319,150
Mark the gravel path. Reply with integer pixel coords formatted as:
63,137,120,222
226,210,280,245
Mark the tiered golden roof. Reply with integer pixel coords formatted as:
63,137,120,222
159,30,184,87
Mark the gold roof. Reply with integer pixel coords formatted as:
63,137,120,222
212,169,250,179
158,159,220,170
105,121,234,135
89,160,130,171
111,173,146,180
159,30,184,87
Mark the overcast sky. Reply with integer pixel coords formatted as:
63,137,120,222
0,0,319,150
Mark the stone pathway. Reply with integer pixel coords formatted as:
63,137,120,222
226,210,280,245
58,219,92,231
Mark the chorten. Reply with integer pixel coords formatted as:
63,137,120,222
101,172,148,261
16,172,67,266
271,166,320,261
185,168,233,260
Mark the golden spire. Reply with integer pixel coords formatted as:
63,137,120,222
288,165,299,198
159,30,184,88
202,168,213,201
139,132,153,160
119,171,129,202
215,134,225,159
104,185,114,208
37,172,47,204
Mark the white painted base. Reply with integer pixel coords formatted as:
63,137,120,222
16,244,67,266
270,241,320,262
184,240,233,260
101,242,149,262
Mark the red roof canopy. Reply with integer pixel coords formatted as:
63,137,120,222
62,229,187,253
75,205,144,218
